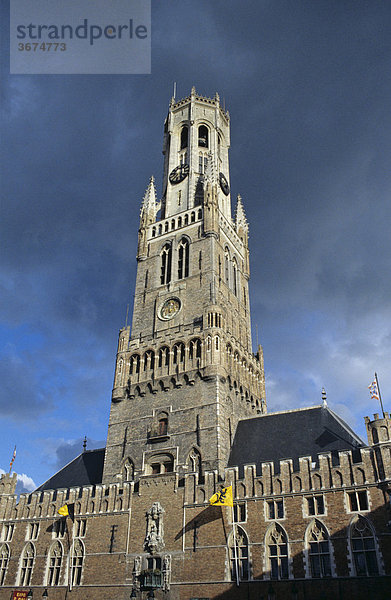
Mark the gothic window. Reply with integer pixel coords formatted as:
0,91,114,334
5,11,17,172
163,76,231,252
152,227,156,237
198,153,208,174
74,519,87,538
2,524,14,542
189,338,202,360
53,518,66,538
180,125,188,149
178,216,182,227
266,499,284,520
173,342,185,364
70,539,84,586
130,354,140,375
266,523,289,580
206,336,212,352
306,495,325,516
160,243,172,285
158,346,169,367
198,125,209,148
224,248,230,286
123,458,135,482
171,219,175,230
188,448,201,475
19,542,35,586
347,490,369,512
191,211,195,223
0,544,9,585
306,520,332,578
198,209,202,219
228,526,249,581
350,516,379,576
143,350,155,371
46,541,63,586
178,238,190,279
26,522,39,540
233,502,247,523
232,257,238,296
215,336,220,350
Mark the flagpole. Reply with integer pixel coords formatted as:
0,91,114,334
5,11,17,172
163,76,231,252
9,446,16,474
231,505,239,587
375,372,385,418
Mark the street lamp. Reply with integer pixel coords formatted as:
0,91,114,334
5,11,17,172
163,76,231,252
27,591,33,600
42,590,48,599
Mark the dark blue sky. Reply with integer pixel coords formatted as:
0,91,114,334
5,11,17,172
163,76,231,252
1,1,390,490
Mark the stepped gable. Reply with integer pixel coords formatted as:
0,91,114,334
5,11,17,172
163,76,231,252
35,448,105,492
229,405,364,474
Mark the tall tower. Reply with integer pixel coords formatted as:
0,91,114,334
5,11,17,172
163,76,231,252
102,89,266,484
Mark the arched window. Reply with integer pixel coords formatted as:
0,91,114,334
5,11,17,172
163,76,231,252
0,544,9,585
19,542,35,586
158,346,170,368
160,243,172,285
130,354,140,375
224,248,230,286
158,417,168,436
180,125,188,149
198,125,209,148
189,338,202,360
266,523,289,580
178,238,190,279
70,539,85,586
173,343,185,364
123,458,135,482
143,350,155,371
306,520,331,578
350,516,379,576
188,448,201,475
228,526,249,581
232,257,238,296
47,541,63,586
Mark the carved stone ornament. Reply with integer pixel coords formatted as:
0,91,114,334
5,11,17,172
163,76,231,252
144,502,165,553
132,555,142,588
162,554,171,591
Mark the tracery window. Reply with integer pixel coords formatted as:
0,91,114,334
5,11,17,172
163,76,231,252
0,544,9,585
266,523,289,580
19,542,35,586
307,520,331,577
189,338,202,360
143,350,155,371
173,342,185,364
70,539,85,586
228,526,249,581
232,257,238,296
160,243,172,285
123,458,135,482
178,238,190,279
351,516,379,576
47,541,63,586
224,248,230,286
130,354,140,375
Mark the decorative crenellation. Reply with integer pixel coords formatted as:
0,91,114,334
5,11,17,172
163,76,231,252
171,88,229,123
183,445,386,506
0,480,133,522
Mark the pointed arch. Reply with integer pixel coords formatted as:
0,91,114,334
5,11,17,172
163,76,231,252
305,519,332,578
180,124,188,149
232,256,238,296
158,345,170,368
0,544,9,585
178,237,190,279
70,538,85,586
122,457,135,482
160,242,172,284
198,124,209,148
46,540,63,586
224,247,230,286
188,447,202,477
19,542,35,586
228,526,249,581
265,523,289,580
350,515,379,576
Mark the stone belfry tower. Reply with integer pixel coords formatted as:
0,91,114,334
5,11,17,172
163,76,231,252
102,88,266,485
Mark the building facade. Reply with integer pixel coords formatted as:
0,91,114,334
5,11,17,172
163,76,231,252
0,89,390,600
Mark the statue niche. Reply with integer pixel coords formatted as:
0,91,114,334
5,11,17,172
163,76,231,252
144,502,165,554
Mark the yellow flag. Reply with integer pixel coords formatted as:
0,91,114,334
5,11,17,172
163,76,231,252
58,504,69,517
209,486,233,507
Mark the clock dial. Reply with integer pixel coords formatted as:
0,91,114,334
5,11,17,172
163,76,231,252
219,172,230,196
159,298,181,320
169,164,189,185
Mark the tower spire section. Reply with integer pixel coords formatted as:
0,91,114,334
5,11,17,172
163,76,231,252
102,90,266,485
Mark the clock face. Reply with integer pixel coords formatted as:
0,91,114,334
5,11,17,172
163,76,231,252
169,164,189,185
159,298,181,320
219,172,230,196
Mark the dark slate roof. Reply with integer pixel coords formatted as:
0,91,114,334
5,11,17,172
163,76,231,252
228,405,364,475
35,448,105,492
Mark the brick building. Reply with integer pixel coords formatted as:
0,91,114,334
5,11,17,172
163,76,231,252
0,89,390,600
